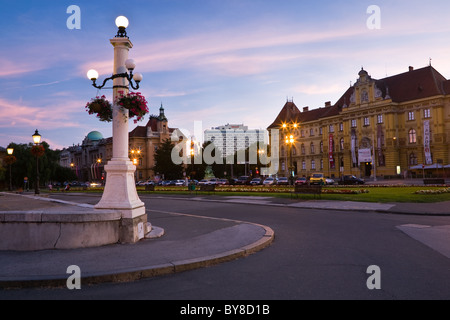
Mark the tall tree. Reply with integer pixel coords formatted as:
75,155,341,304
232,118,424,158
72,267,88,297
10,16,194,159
152,138,184,180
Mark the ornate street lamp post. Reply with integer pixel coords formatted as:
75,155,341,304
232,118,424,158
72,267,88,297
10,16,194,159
87,16,148,243
282,122,298,185
285,134,295,185
32,129,41,195
6,147,14,191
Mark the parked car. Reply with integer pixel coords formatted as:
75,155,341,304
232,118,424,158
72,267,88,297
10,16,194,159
325,177,335,185
295,177,307,185
339,175,365,185
217,179,228,185
208,178,219,185
188,179,199,185
310,173,326,185
235,176,251,185
263,177,276,185
161,180,176,186
249,178,262,185
277,177,289,185
175,179,186,186
198,179,210,185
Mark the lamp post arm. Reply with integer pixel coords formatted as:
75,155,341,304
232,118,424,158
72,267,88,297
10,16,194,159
91,72,139,90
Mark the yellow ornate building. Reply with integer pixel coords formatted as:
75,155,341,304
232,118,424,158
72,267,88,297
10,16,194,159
268,65,450,179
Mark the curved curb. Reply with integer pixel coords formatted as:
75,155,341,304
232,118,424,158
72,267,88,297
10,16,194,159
0,224,274,289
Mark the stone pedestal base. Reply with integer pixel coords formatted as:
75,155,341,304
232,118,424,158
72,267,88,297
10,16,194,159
95,160,148,243
116,206,150,243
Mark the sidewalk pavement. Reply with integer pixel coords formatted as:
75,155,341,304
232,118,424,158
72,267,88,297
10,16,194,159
0,191,449,289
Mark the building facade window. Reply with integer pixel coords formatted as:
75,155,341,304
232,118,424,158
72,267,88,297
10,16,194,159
310,142,315,154
320,141,323,153
364,117,370,126
408,129,417,144
377,114,383,124
351,119,357,128
320,159,324,170
424,109,431,118
300,130,305,138
301,144,305,155
319,127,323,135
310,128,314,136
339,122,344,131
340,138,344,151
409,153,418,165
329,124,334,133
302,160,306,170
408,111,415,121
311,160,316,170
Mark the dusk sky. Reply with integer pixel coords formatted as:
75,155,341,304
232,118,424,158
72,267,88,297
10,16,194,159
2,0,450,150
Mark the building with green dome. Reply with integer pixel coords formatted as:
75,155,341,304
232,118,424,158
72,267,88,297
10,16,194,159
60,105,184,182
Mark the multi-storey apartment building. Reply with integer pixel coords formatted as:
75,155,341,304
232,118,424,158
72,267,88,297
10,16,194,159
204,123,266,159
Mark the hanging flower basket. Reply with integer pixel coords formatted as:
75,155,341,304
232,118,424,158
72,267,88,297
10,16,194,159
31,145,45,158
85,95,113,122
116,91,149,123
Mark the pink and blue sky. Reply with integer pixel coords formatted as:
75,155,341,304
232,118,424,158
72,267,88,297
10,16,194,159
2,0,450,149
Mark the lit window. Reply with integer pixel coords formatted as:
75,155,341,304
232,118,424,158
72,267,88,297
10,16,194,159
351,119,357,128
408,129,417,144
424,109,431,118
364,117,370,126
408,111,415,121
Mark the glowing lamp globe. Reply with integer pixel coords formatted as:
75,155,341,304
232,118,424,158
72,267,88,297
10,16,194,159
133,72,143,82
115,16,129,29
87,69,99,80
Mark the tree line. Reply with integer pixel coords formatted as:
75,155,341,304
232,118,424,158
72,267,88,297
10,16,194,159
1,142,77,190
152,139,268,181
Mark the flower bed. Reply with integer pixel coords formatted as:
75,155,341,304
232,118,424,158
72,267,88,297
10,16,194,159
147,185,369,194
414,188,450,194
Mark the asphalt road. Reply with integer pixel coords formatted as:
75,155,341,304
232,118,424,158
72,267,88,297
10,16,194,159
2,193,450,301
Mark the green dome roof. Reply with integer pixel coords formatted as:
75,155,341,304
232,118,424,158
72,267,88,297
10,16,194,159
87,131,103,141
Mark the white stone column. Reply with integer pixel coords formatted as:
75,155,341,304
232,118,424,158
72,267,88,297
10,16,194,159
94,37,148,243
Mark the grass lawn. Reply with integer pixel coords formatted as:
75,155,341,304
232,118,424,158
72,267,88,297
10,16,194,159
138,186,450,203
44,185,450,203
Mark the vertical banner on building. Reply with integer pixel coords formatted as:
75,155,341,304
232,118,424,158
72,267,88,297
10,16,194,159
351,129,357,165
377,124,384,166
329,133,334,168
423,120,432,165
